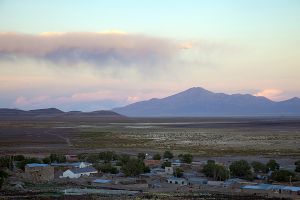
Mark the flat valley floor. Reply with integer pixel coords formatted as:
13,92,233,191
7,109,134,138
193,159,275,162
1,117,300,163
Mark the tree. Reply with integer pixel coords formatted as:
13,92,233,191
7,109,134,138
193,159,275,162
178,154,193,164
229,160,252,178
0,170,8,189
270,170,295,182
16,157,41,170
161,161,171,169
295,160,300,166
295,165,300,173
94,163,118,174
173,168,184,178
137,153,146,160
122,158,146,176
49,154,66,163
202,160,229,181
251,161,267,173
13,155,25,161
117,154,130,166
266,159,280,172
163,151,173,159
0,156,12,169
153,153,161,160
42,157,51,164
99,151,118,163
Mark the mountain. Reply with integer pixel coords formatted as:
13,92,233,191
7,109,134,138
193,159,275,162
0,108,125,119
113,87,300,117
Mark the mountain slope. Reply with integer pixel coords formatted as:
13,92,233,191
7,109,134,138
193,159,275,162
113,87,300,117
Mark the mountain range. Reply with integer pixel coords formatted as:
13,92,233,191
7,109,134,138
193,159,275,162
0,108,125,119
113,87,300,117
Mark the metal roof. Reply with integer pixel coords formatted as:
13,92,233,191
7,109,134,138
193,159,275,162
70,167,97,174
241,184,300,192
93,179,112,184
26,163,49,168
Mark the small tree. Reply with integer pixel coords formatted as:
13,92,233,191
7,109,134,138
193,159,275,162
229,160,252,178
161,161,171,169
173,168,184,178
251,161,267,173
202,160,229,181
94,163,118,174
49,154,66,163
163,151,174,159
153,153,161,160
42,157,51,164
178,154,193,164
122,158,146,176
266,159,280,172
137,153,146,160
14,155,25,161
0,170,8,189
295,165,300,173
16,157,41,170
271,170,295,182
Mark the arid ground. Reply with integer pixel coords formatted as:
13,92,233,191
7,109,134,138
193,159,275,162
1,117,300,161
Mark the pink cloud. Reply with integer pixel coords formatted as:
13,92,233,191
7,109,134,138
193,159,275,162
254,89,283,100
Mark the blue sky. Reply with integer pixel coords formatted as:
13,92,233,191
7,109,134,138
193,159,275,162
0,0,300,111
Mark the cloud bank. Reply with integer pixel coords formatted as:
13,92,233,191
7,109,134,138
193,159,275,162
0,32,177,68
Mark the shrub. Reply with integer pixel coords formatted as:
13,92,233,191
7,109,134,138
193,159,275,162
173,168,184,178
137,153,146,160
122,158,146,176
161,161,172,168
94,163,118,174
251,161,267,173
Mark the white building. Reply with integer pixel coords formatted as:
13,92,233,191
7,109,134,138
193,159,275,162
61,167,97,179
51,162,92,168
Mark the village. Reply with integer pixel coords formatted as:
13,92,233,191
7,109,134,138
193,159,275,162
1,151,300,199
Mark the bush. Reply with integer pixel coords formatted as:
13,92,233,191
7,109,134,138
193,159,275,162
0,170,8,189
163,151,173,159
271,170,295,182
42,157,51,164
153,153,161,160
295,160,300,166
178,154,193,164
0,156,12,169
251,161,267,173
266,159,280,172
118,154,130,166
202,160,229,181
173,168,184,178
229,160,252,178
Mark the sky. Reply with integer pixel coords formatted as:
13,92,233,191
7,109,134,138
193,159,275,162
0,0,300,111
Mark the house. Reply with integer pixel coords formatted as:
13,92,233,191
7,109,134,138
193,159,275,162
51,162,92,168
165,166,174,175
61,167,97,178
188,177,208,186
151,167,166,175
171,160,181,167
167,176,188,186
24,163,54,183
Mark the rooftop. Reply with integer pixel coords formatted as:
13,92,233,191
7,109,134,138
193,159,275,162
26,163,49,168
70,167,97,174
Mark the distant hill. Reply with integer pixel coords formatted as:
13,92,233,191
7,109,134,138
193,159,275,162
113,87,300,117
0,108,125,119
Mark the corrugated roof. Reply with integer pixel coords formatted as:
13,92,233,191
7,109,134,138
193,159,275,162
26,163,49,168
242,184,300,192
93,179,112,184
70,167,97,174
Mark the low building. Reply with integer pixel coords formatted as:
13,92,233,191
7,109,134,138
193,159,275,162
24,163,54,183
171,160,181,167
165,166,173,175
167,176,188,186
51,162,92,168
61,167,97,179
188,177,208,186
241,184,300,196
207,180,224,186
93,179,112,184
